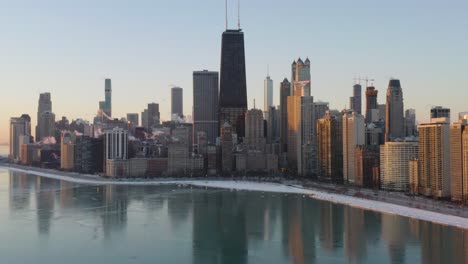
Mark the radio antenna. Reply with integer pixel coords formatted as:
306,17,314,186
237,0,241,29
225,0,228,30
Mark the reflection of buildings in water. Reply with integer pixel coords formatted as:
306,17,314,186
192,191,248,264
344,207,366,264
244,193,280,243
452,228,468,264
36,176,58,235
167,188,192,230
59,180,74,208
420,221,461,264
101,185,128,241
281,195,316,264
381,214,410,264
363,211,382,244
319,202,344,252
9,172,34,210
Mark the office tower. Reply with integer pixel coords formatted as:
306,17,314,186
193,70,219,144
355,145,380,188
349,84,362,115
342,111,365,184
431,106,450,121
127,113,139,127
264,75,273,114
378,104,386,122
365,86,378,123
450,116,468,204
105,128,128,160
37,111,56,141
9,115,31,161
405,109,416,137
168,141,189,175
313,102,330,133
142,103,160,132
244,108,265,152
366,123,384,146
317,111,343,182
99,79,112,118
221,122,233,174
291,58,311,96
385,79,405,141
418,118,451,198
219,29,248,137
266,106,280,144
171,87,183,119
380,141,418,192
196,131,208,155
60,131,75,170
280,78,291,153
36,92,52,141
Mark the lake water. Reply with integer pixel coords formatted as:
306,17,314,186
0,168,466,264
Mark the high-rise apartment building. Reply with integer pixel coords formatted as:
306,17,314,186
264,75,273,114
219,29,248,137
450,115,468,204
365,86,378,123
280,78,291,153
380,141,418,192
221,122,233,174
99,79,112,118
342,111,365,184
105,128,128,160
418,118,451,198
350,84,362,115
9,115,31,162
193,70,219,144
36,92,52,141
60,131,75,170
431,106,450,122
385,79,405,141
171,87,183,119
244,108,265,152
317,111,343,182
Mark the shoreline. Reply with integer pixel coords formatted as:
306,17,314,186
1,164,468,229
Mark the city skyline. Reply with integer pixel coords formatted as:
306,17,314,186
1,0,468,143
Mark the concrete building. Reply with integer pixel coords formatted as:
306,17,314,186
342,111,365,184
431,106,450,122
207,144,217,176
193,70,219,144
355,145,380,188
74,136,104,174
405,109,417,137
141,103,160,132
9,115,31,162
36,93,52,141
105,128,128,161
280,78,291,153
244,108,265,152
221,122,234,174
349,84,362,115
385,79,405,141
380,141,418,192
171,87,183,119
365,86,378,123
167,141,189,176
264,75,273,115
60,131,75,170
450,116,468,204
266,106,280,144
317,111,343,182
409,159,419,195
418,118,451,198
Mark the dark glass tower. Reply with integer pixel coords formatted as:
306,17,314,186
219,29,247,137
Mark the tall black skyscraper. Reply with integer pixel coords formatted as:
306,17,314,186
219,29,247,137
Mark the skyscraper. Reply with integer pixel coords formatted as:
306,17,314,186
193,70,219,144
37,111,56,141
431,106,450,122
171,87,183,119
380,141,418,192
244,108,265,152
317,111,343,182
342,111,365,184
385,79,405,141
99,79,112,118
219,29,247,137
280,78,291,153
291,58,311,96
36,92,52,141
221,122,233,174
449,116,468,204
264,75,273,114
405,109,416,137
142,103,160,131
418,118,451,198
9,115,31,162
350,84,362,115
365,86,378,123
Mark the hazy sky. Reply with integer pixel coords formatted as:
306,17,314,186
1,0,467,144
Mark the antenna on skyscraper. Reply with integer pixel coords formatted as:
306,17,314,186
267,64,269,76
238,0,241,29
225,0,228,30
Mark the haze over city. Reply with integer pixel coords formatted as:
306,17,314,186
1,0,467,144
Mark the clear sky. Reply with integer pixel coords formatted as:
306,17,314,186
1,0,467,144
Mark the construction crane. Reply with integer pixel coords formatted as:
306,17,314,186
353,76,375,88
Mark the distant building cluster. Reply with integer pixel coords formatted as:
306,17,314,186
8,26,468,205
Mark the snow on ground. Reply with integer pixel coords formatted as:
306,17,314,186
3,166,468,229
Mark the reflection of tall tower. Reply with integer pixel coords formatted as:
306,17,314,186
219,29,248,137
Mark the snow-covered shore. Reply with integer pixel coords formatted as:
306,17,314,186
2,165,468,229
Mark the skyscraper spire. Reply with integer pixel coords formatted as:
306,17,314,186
238,0,241,29
225,0,228,30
